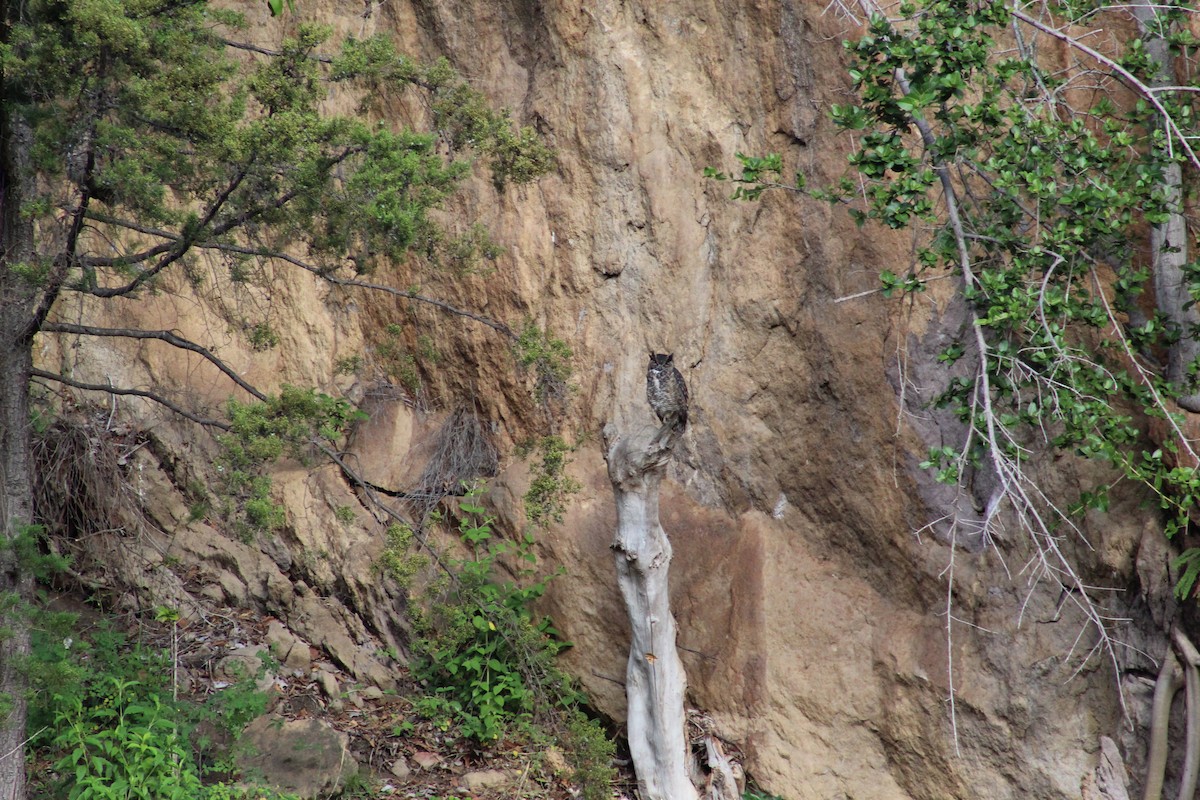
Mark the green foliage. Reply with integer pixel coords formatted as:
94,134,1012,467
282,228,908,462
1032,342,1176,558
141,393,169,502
742,791,786,800
442,224,503,275
409,490,571,742
4,0,556,783
333,355,363,376
201,674,270,750
218,386,364,538
714,0,1200,598
247,323,280,352
203,785,299,800
223,386,362,463
374,325,424,395
333,771,378,800
1174,548,1200,600
51,678,202,800
28,618,281,799
704,152,803,201
825,0,1200,564
523,436,582,528
563,711,617,800
377,522,428,586
5,0,552,297
265,0,294,17
9,523,69,581
515,322,574,406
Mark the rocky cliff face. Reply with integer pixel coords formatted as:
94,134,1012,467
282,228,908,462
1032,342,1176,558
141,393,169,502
42,1,1176,798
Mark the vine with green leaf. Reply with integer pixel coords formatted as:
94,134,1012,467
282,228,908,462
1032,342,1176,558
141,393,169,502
523,435,583,529
515,322,575,409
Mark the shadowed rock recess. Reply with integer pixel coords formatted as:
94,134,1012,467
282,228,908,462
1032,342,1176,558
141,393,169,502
41,1,1177,798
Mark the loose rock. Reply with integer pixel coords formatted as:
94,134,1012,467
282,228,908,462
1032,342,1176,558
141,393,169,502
237,715,358,798
459,769,512,791
316,669,340,701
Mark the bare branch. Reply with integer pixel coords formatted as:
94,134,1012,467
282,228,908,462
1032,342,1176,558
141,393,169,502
84,147,354,299
218,38,323,61
191,238,516,337
29,368,231,430
78,212,180,269
849,0,1137,740
309,439,454,576
75,211,515,335
41,322,267,402
317,272,516,338
1011,7,1200,171
90,167,249,298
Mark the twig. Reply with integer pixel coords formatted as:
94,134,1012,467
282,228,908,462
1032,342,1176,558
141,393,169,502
832,273,952,303
309,439,454,577
77,214,515,337
1011,7,1200,170
0,728,47,766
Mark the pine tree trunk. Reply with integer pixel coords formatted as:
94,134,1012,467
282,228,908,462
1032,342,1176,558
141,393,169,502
0,61,39,800
602,421,700,800
0,336,33,800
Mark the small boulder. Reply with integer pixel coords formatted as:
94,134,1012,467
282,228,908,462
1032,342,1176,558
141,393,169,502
459,769,513,791
543,745,569,776
315,670,340,701
216,646,264,682
237,715,358,799
265,620,312,672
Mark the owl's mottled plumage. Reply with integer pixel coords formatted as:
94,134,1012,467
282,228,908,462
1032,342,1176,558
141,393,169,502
646,353,688,430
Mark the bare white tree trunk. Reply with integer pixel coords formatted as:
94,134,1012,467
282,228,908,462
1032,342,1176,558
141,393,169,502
1134,1,1200,411
602,421,700,800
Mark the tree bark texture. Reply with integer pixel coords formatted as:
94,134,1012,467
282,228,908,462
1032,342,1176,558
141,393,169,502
0,338,33,800
0,54,39,799
602,421,699,800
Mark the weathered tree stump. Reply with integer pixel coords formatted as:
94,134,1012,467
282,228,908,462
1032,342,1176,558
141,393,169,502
602,420,697,800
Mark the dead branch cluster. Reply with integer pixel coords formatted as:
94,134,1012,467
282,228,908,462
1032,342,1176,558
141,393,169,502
32,408,150,544
405,407,499,521
30,405,161,599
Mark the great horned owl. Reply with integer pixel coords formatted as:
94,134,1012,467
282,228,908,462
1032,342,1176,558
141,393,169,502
646,352,688,430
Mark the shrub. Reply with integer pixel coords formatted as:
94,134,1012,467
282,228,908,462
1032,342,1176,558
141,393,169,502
51,677,203,800
409,494,566,741
29,619,282,799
